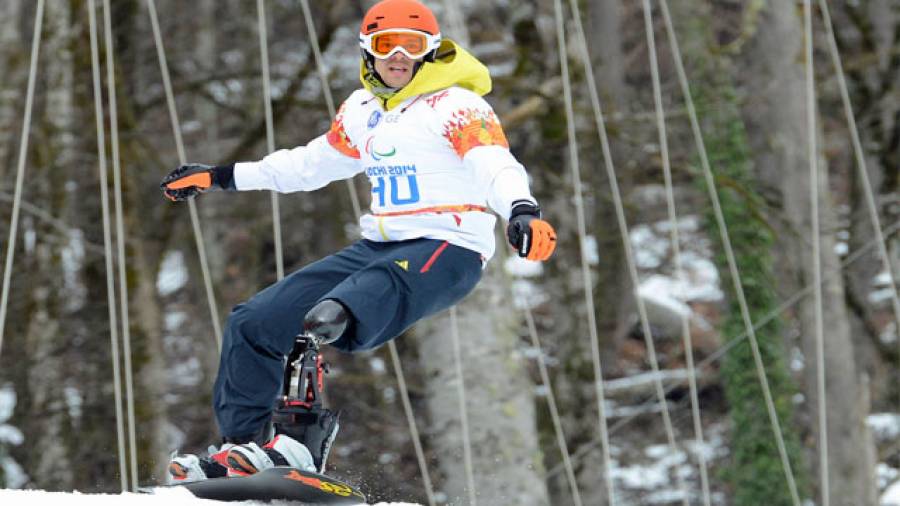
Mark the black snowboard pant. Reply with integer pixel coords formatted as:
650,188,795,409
213,238,482,440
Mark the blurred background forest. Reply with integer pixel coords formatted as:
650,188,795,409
0,0,898,505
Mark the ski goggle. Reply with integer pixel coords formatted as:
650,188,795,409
359,29,441,60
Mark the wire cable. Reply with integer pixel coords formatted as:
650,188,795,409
803,1,830,503
450,306,478,505
658,2,803,501
256,0,285,281
102,0,139,489
299,0,362,221
388,340,436,506
563,0,622,500
546,217,900,479
87,0,129,491
145,0,223,349
0,0,45,360
817,0,900,370
641,0,711,502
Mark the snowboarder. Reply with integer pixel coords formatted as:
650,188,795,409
162,0,556,484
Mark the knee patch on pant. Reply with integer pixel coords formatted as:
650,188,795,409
303,299,350,344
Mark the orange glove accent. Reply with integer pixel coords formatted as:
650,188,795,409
165,171,212,190
160,164,234,201
526,219,557,261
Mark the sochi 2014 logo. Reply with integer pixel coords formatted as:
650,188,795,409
365,137,396,161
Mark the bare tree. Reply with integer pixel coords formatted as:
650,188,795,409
417,267,549,505
736,1,877,503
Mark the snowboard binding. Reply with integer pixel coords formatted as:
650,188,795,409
271,334,340,474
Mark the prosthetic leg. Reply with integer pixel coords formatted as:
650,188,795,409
271,300,347,473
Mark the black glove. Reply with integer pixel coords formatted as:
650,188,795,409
160,163,235,201
507,200,557,261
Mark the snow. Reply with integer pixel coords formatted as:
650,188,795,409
869,270,898,304
504,255,543,277
870,287,898,304
0,386,14,422
637,275,692,335
603,369,698,395
157,251,189,296
883,480,900,506
63,385,83,421
879,463,900,490
631,224,667,269
0,384,26,488
61,231,87,310
23,227,36,254
790,346,805,372
0,488,420,506
874,271,896,287
0,425,22,446
509,279,548,310
165,311,189,332
868,413,900,442
368,357,387,374
881,322,898,344
0,387,23,445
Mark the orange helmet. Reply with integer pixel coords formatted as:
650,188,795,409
360,0,440,36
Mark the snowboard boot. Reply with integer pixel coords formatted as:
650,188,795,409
272,404,340,473
167,443,233,484
224,434,316,476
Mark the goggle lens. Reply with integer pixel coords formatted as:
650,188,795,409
371,31,428,58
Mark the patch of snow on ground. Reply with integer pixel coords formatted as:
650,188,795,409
157,250,188,296
868,413,900,442
63,386,83,421
874,271,896,287
679,251,723,301
583,235,599,265
612,461,669,489
881,322,898,344
883,480,900,506
1,458,27,489
0,386,13,422
165,311,188,332
870,287,898,304
879,463,900,490
504,255,543,277
61,230,87,310
0,384,26,487
510,279,548,310
631,224,667,269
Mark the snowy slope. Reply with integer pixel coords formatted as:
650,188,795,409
0,487,420,505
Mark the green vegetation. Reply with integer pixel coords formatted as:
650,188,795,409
692,83,809,506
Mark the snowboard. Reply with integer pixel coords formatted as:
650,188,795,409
155,466,367,504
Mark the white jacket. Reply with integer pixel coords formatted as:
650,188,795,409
233,42,535,261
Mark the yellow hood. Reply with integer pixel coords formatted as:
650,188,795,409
360,39,492,111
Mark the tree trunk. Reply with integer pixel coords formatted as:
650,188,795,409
585,0,633,376
736,1,877,504
667,1,811,504
416,267,549,506
838,0,900,410
25,0,76,489
0,0,23,174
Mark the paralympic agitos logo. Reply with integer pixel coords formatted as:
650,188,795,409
365,137,396,161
